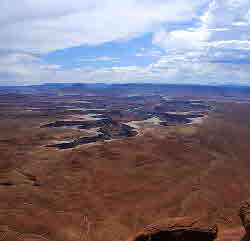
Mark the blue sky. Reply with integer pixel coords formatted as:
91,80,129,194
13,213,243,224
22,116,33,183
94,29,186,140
0,0,250,85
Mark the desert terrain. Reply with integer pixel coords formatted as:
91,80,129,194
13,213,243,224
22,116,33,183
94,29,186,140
1,84,250,241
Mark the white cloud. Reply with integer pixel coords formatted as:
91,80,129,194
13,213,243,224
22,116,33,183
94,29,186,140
201,0,250,28
0,52,61,85
0,0,207,54
80,57,120,62
153,0,250,50
149,0,250,84
1,0,250,85
136,50,162,57
232,21,249,26
210,40,250,50
153,27,211,50
1,49,250,86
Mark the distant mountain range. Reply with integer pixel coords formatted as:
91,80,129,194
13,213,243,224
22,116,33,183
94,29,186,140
1,83,250,99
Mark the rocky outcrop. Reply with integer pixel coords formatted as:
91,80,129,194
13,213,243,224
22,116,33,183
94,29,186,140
127,217,218,241
239,200,250,235
45,119,138,149
41,118,113,129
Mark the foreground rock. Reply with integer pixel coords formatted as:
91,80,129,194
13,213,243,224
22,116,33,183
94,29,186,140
127,217,218,241
239,200,250,235
0,226,48,241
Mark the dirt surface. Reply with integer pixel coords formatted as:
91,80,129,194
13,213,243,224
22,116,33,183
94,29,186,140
1,85,250,241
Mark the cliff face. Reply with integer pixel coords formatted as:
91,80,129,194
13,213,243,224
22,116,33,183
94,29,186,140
126,201,250,241
127,217,217,241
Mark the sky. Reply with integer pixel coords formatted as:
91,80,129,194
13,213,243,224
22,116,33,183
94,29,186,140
0,0,250,86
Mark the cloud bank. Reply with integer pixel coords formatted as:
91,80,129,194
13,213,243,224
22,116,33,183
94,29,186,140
0,0,250,85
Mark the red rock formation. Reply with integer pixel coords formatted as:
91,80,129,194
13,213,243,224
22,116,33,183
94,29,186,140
0,226,48,241
239,200,250,235
127,217,218,241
